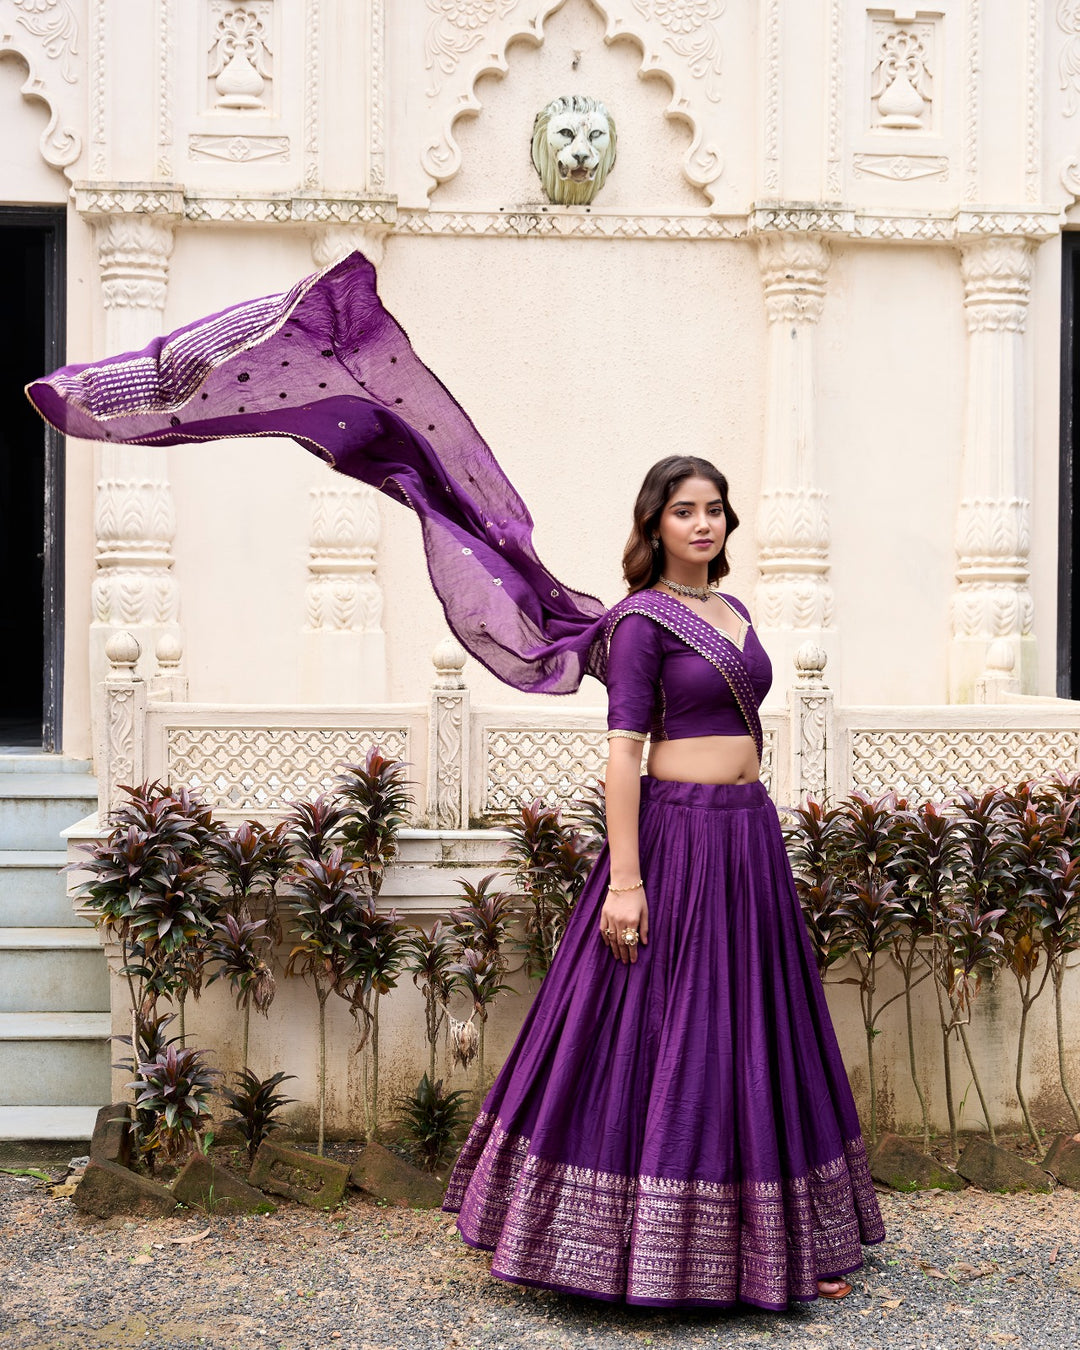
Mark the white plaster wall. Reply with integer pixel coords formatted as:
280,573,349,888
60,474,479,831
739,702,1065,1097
819,243,966,706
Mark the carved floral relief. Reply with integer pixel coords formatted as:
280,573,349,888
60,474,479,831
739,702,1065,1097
424,0,518,97
11,0,79,83
870,18,935,132
1059,0,1080,116
633,0,725,103
207,0,274,112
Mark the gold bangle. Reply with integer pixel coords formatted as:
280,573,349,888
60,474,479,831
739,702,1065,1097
608,878,643,894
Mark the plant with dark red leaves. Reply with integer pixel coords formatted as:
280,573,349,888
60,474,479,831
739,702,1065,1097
218,1068,297,1161
336,747,414,896
205,913,276,1076
395,1074,470,1173
405,920,459,1084
501,798,594,977
127,1042,219,1165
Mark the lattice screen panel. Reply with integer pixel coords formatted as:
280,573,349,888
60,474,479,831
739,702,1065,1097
482,728,608,815
165,726,409,811
850,728,1080,801
482,726,777,816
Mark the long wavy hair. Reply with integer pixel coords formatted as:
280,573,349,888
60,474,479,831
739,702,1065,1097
622,455,740,594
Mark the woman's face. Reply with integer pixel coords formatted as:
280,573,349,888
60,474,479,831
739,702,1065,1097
655,474,727,568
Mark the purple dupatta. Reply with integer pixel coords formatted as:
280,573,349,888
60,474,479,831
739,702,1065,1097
25,251,607,696
600,590,764,761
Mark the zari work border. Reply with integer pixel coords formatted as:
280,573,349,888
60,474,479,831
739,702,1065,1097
445,1112,885,1309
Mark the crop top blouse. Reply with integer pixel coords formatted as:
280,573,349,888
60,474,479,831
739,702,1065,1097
605,593,772,743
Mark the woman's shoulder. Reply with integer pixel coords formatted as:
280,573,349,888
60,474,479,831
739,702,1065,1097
604,590,667,627
603,592,670,646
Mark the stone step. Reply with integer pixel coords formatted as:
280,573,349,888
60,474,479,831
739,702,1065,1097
0,1012,112,1107
0,755,93,775
0,776,99,850
0,1105,100,1141
0,930,108,1013
0,851,88,928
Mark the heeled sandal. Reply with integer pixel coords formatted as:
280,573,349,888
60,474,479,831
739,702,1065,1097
816,1279,853,1300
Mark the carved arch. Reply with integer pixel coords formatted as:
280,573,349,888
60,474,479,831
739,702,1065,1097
0,21,82,171
420,0,725,205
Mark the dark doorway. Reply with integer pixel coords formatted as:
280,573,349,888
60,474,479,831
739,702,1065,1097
0,209,65,749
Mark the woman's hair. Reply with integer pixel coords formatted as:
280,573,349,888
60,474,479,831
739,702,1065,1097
622,455,740,593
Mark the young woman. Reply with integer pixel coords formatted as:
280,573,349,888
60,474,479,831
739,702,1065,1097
26,253,883,1308
442,456,885,1307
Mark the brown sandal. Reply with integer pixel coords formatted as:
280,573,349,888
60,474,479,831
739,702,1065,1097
816,1279,853,1300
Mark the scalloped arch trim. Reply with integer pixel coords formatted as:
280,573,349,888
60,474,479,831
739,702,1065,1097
420,0,724,205
0,31,82,171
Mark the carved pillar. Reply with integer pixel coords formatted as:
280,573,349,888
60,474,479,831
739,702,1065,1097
299,228,390,703
91,215,183,700
427,637,469,831
300,482,387,702
98,631,146,820
788,641,834,804
755,233,836,689
949,236,1036,701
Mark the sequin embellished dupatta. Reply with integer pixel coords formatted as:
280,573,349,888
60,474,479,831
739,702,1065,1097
600,590,764,760
25,251,607,696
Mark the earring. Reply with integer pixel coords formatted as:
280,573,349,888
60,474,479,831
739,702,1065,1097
650,537,659,552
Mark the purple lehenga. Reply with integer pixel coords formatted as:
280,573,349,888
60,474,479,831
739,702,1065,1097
443,594,885,1308
25,250,884,1309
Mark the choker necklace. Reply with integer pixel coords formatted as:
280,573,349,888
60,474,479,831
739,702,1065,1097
660,576,713,602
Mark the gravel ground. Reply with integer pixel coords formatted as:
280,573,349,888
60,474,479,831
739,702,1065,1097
1,1170,1079,1350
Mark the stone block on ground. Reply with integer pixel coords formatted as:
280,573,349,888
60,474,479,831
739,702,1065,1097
72,1158,177,1219
869,1133,965,1191
349,1142,447,1209
1042,1133,1080,1189
89,1103,134,1168
172,1152,276,1215
249,1141,349,1209
956,1137,1052,1193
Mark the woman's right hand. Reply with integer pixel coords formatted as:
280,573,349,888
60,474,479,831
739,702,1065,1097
599,885,649,965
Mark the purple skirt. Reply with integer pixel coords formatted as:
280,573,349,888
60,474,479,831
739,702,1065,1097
443,778,885,1309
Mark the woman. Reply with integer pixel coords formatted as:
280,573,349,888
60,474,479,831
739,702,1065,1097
25,253,883,1306
442,455,885,1308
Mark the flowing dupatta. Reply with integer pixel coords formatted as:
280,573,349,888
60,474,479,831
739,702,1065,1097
25,251,606,695
25,249,763,756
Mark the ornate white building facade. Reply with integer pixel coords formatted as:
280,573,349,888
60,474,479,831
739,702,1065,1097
5,0,1080,1134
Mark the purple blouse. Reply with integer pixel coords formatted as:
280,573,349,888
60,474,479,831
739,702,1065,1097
605,594,772,742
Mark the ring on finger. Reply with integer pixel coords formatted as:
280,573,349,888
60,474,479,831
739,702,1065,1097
622,928,640,947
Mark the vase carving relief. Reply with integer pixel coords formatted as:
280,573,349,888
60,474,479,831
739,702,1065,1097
208,1,274,111
870,20,935,132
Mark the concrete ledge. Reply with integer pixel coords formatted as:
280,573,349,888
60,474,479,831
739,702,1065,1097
0,1012,111,1040
0,1105,101,1141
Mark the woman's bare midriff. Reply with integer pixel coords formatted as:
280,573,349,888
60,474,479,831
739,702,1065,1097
646,733,759,785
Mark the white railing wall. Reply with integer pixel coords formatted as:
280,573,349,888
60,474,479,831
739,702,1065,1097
99,630,1080,830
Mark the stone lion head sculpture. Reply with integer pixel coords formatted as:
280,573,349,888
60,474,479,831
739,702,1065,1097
531,95,617,206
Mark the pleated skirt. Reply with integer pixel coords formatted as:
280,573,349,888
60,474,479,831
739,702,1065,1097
442,778,885,1309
